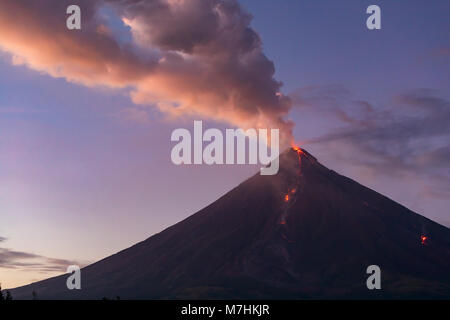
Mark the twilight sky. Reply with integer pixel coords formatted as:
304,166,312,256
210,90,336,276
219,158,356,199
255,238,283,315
1,0,449,288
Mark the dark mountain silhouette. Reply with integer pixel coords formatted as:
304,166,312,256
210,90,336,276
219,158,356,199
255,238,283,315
10,148,450,299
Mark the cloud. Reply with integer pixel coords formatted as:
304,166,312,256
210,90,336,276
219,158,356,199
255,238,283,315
0,0,292,144
0,238,85,274
291,84,380,128
292,86,450,199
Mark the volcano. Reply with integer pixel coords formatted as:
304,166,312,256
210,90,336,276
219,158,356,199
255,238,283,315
9,148,450,299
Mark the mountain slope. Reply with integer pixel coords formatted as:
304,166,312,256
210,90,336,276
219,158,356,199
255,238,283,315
10,148,450,299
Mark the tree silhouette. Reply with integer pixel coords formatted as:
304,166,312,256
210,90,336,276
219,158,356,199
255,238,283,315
0,283,13,302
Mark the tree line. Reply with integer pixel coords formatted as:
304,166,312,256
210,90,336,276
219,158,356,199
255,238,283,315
0,283,13,301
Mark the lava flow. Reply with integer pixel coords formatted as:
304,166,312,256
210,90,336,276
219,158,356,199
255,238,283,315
421,235,428,245
279,145,305,230
281,145,304,203
291,145,304,172
292,145,303,154
283,188,297,202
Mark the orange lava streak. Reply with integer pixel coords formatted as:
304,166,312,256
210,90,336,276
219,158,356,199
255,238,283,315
291,144,305,155
291,144,303,171
284,194,289,202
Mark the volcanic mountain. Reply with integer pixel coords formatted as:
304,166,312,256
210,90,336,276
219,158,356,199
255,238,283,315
10,148,450,299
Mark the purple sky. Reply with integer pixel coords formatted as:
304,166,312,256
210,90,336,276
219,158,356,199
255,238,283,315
1,0,449,288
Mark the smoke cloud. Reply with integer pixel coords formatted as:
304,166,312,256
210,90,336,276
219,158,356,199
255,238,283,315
0,0,293,144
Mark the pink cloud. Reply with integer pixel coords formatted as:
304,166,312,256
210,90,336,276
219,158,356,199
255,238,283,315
0,0,293,145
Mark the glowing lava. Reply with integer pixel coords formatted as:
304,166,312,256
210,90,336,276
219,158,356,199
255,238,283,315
279,145,304,225
291,144,304,171
421,235,428,245
291,144,305,156
281,145,305,203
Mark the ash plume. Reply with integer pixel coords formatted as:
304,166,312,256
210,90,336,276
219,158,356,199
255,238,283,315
0,0,293,145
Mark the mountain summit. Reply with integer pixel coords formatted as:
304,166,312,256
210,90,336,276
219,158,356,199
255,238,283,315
10,148,450,299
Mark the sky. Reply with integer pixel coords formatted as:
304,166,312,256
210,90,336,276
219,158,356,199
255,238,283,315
0,0,449,289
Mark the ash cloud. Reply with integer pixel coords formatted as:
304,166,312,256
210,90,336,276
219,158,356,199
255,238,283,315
0,0,293,144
